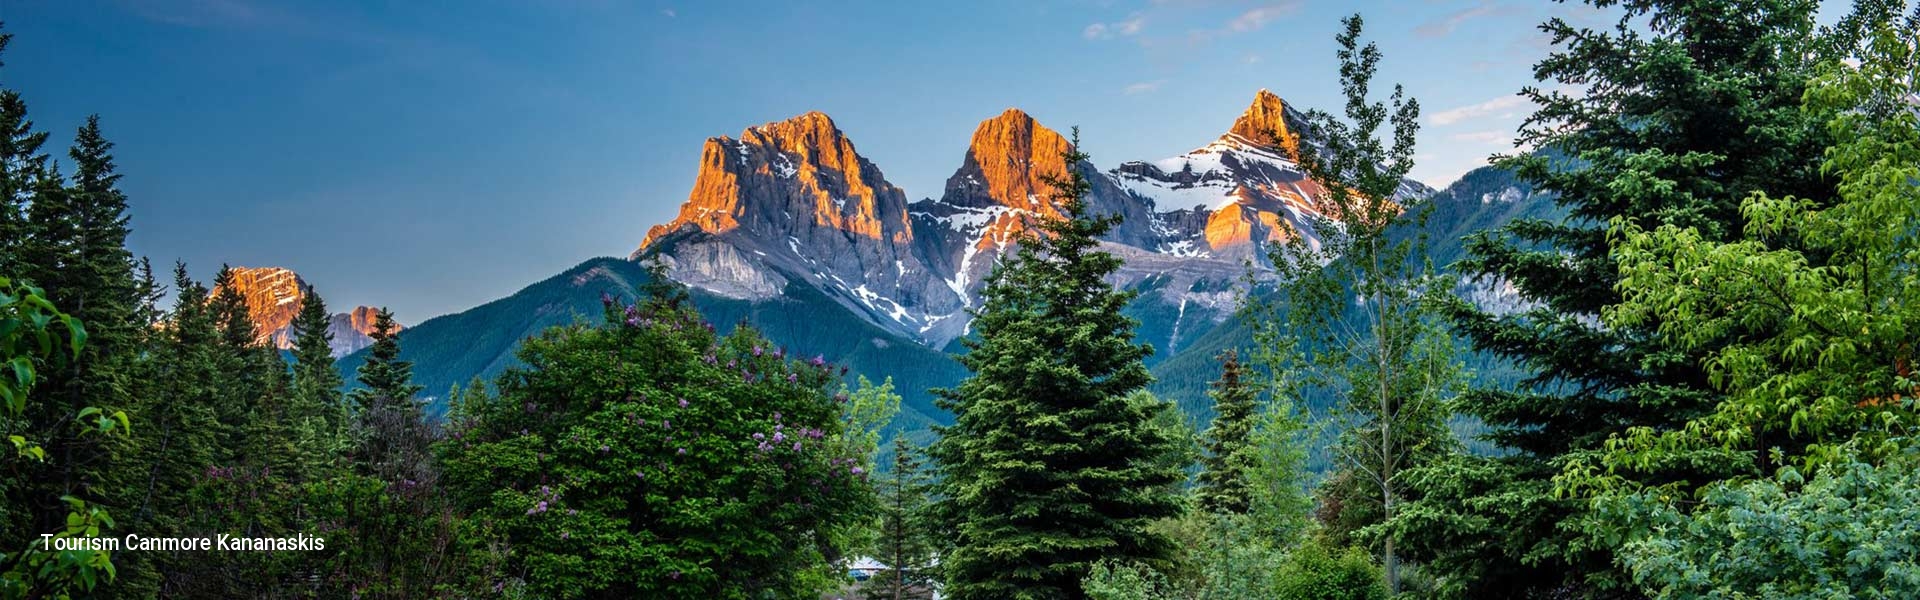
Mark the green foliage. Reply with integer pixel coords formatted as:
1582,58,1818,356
1271,541,1389,600
1257,14,1456,594
1581,19,1920,488
0,277,125,600
348,307,423,414
1195,350,1258,515
1402,1,1916,595
288,288,349,482
867,436,936,600
929,130,1183,600
1244,396,1312,549
1536,19,1920,600
1081,560,1182,600
441,281,881,598
1605,445,1920,599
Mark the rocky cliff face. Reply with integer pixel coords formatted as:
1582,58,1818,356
210,266,395,356
635,112,965,339
634,90,1435,351
327,305,389,357
212,267,311,348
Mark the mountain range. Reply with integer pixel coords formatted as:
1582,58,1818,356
332,89,1554,433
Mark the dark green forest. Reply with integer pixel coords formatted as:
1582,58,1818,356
6,1,1920,598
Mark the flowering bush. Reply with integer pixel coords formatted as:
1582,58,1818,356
440,288,881,598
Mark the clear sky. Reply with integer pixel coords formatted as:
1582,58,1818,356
0,1,1678,321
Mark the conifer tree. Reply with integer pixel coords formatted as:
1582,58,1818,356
868,436,935,600
928,130,1183,600
348,308,421,413
114,264,228,596
5,117,142,550
1396,1,1912,596
288,288,347,478
0,29,49,273
1195,350,1258,515
347,307,427,484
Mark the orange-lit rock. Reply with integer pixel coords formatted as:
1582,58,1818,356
639,111,910,250
210,266,396,356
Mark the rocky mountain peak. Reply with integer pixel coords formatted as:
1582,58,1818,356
1227,88,1302,150
327,305,391,357
213,266,311,348
639,110,912,251
942,108,1076,216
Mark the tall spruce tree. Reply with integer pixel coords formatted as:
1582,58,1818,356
347,308,420,412
928,130,1183,600
347,307,427,484
0,28,49,273
288,288,347,480
1394,1,1910,597
1195,349,1258,515
5,116,142,551
868,436,935,600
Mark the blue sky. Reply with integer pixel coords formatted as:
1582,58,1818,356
2,1,1636,321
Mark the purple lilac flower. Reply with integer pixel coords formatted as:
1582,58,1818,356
792,442,802,451
677,447,687,455
787,373,798,384
753,346,763,357
752,432,765,441
810,355,826,367
678,398,688,408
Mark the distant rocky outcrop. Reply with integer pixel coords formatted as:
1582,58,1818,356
210,266,396,356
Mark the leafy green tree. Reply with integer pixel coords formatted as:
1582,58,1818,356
928,130,1183,600
1395,1,1915,596
0,276,125,600
1605,447,1920,599
1259,14,1455,594
1557,20,1920,599
1081,560,1183,600
1587,16,1920,484
1243,395,1311,548
440,280,881,598
1271,541,1388,600
867,436,935,600
1194,350,1256,515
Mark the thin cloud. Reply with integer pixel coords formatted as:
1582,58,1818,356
661,8,676,18
1124,80,1167,95
1414,1,1521,38
1085,13,1146,40
1431,95,1528,125
1228,2,1299,33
